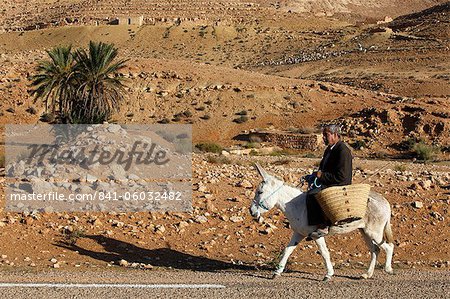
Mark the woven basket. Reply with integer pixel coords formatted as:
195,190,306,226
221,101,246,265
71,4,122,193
315,184,371,224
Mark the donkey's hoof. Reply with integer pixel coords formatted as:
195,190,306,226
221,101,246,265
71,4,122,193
360,273,369,280
322,276,332,282
385,269,394,275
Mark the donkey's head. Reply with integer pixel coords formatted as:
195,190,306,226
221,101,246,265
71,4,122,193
250,163,284,222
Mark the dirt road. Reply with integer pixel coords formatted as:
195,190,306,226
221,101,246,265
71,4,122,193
0,268,448,298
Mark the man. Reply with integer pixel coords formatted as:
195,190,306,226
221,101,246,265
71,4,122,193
306,124,353,239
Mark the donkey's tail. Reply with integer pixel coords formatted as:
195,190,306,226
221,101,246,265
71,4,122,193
383,218,394,244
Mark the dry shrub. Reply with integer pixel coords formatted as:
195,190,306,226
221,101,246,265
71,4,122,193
413,142,438,162
195,142,223,153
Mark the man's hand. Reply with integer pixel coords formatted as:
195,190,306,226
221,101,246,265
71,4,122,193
316,170,322,178
303,173,316,185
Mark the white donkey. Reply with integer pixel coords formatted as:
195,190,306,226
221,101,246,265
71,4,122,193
249,163,394,281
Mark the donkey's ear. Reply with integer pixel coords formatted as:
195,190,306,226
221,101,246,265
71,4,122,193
255,163,269,180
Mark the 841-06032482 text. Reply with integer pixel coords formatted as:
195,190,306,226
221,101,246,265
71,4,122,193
97,191,182,201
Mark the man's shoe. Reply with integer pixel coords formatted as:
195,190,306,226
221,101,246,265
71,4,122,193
307,227,329,240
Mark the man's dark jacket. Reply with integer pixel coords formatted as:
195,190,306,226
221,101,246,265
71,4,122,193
307,140,352,225
318,140,352,187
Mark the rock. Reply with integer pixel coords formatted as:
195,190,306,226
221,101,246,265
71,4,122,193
110,164,127,180
221,150,230,157
112,220,124,227
397,175,408,181
93,219,103,226
157,90,169,97
178,221,189,229
319,83,330,91
260,222,277,234
397,242,408,248
405,189,416,197
419,180,432,190
435,178,447,187
119,259,128,267
107,124,122,133
130,262,139,268
230,216,244,223
85,174,98,183
194,215,208,224
50,258,58,263
412,201,423,209
410,183,420,190
43,206,54,214
430,211,444,221
155,225,166,234
236,180,253,189
384,16,393,22
197,185,207,192
260,227,273,234
229,148,253,155
227,197,240,202
31,180,54,194
205,200,217,212
127,174,140,180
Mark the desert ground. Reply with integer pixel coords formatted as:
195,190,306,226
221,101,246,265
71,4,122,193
0,1,449,297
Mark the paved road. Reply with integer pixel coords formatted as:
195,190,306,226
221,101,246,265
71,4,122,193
0,268,448,298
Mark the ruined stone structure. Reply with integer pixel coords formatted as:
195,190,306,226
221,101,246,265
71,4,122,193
250,131,323,151
118,16,144,26
1,0,264,31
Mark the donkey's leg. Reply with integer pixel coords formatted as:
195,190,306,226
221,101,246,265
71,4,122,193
315,237,334,281
380,242,394,274
360,229,380,279
273,232,303,278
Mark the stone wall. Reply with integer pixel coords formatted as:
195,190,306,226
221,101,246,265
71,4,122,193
118,16,144,26
250,131,323,151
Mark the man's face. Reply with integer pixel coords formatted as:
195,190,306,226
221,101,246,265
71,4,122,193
323,130,339,146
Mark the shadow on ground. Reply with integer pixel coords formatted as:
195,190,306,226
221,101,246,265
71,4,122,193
56,235,255,271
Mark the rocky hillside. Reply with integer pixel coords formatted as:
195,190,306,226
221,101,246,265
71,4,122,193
281,0,447,19
1,0,448,30
388,1,450,39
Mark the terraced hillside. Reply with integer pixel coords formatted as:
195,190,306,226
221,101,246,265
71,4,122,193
1,0,448,30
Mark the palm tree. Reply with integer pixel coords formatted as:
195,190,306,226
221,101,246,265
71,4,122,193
70,41,128,123
30,45,76,120
30,41,127,124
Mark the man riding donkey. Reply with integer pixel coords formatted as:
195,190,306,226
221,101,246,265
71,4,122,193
305,124,353,240
250,123,394,280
